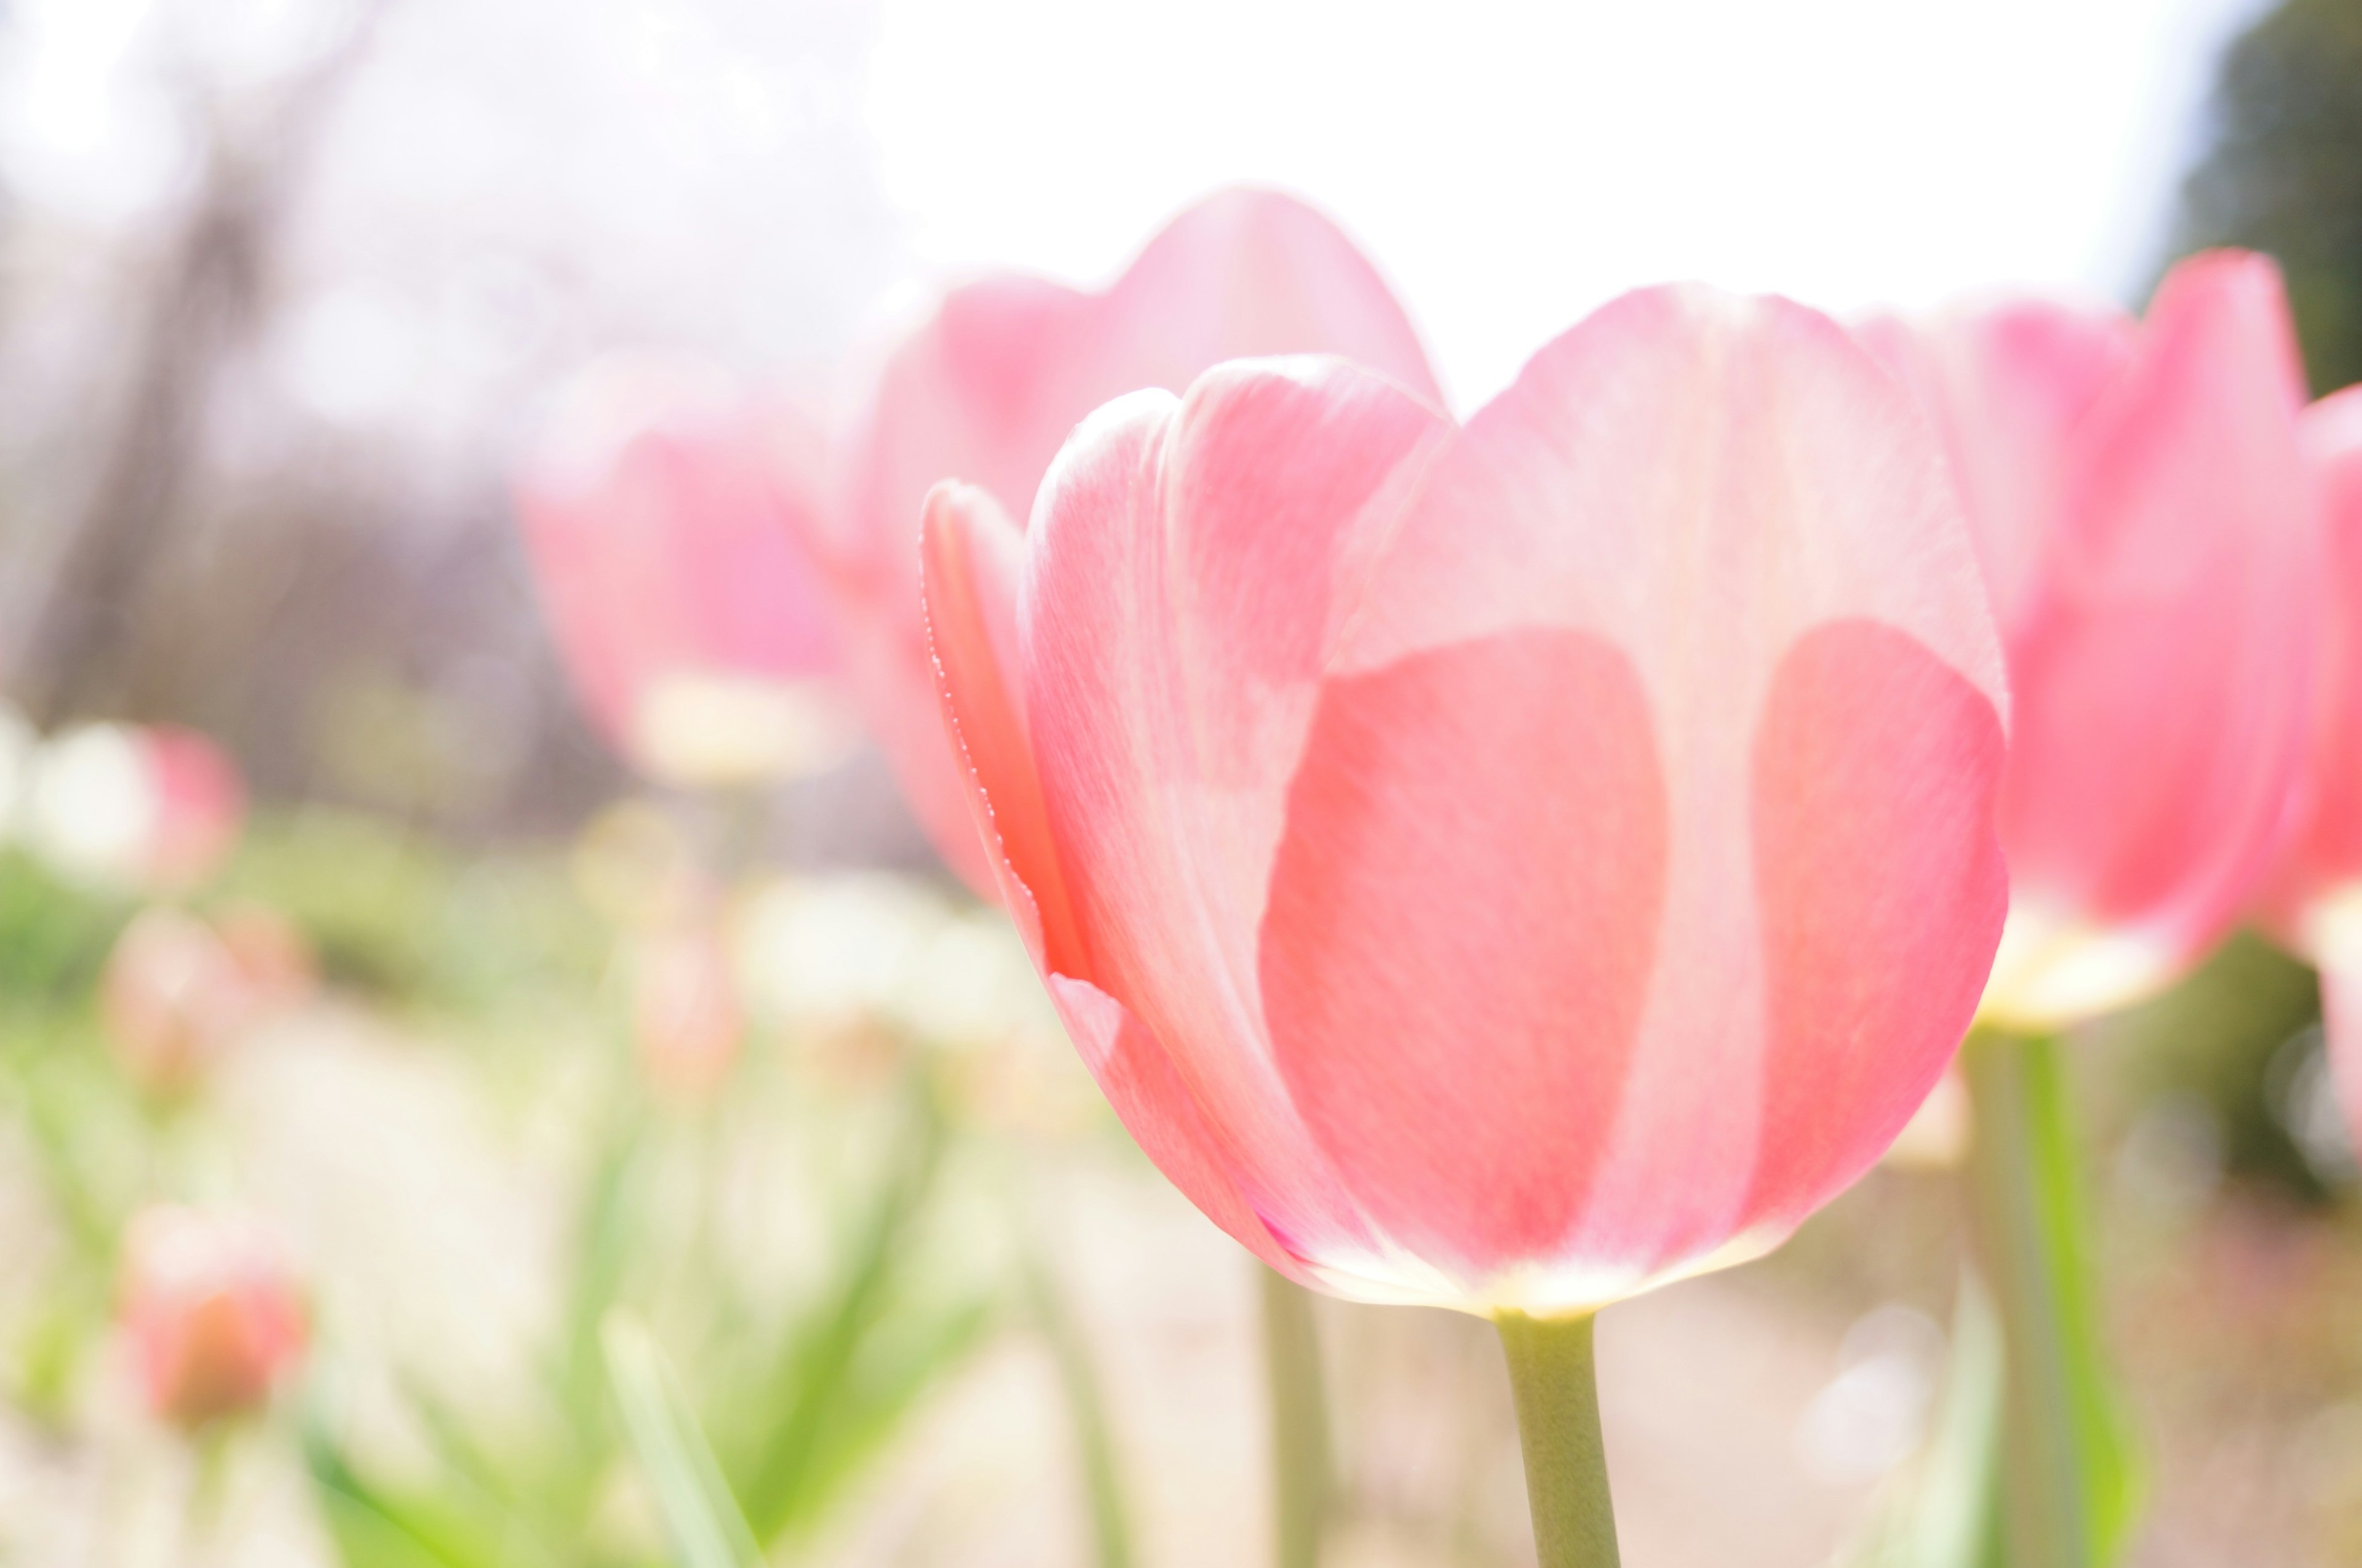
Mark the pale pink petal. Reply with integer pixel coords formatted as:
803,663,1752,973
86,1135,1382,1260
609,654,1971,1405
1324,287,2005,1283
836,189,1439,894
517,364,841,781
1260,627,1667,1277
920,482,1083,975
1742,619,2008,1232
2260,387,2362,931
1022,362,1449,1263
1859,300,2133,639
1048,975,1303,1279
1995,252,2314,1006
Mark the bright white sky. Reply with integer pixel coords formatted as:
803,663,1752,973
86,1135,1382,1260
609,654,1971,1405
0,0,2278,422
865,0,2272,407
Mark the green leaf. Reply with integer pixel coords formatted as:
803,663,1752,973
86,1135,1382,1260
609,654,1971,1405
1024,1240,1134,1568
302,1422,507,1568
603,1312,764,1568
1832,1273,2005,1568
1960,1027,2145,1568
731,1086,945,1540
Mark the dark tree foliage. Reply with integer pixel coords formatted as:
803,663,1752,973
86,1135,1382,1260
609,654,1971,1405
2173,0,2362,396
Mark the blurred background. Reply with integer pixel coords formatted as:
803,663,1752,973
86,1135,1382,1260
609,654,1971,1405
0,0,2358,1564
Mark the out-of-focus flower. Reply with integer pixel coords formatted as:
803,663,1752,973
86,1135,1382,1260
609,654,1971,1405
630,920,743,1100
25,722,245,893
101,906,256,1094
2260,386,2362,1140
210,900,319,1017
1862,251,2316,1030
119,1206,306,1430
925,289,2008,1311
816,188,1441,892
515,357,855,789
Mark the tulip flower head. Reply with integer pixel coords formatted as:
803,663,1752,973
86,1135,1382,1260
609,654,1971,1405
2261,386,2362,1141
817,188,1440,891
101,905,258,1095
926,287,2010,1313
517,357,853,789
25,723,244,893
1863,251,2316,1030
119,1206,305,1429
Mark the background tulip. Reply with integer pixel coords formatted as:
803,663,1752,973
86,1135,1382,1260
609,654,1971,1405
1863,250,2316,1030
2261,385,2362,1140
119,1206,306,1430
925,284,2008,1316
515,357,853,790
25,722,245,894
814,188,1441,892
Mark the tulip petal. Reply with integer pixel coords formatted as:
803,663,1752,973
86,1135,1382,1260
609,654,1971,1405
1023,360,1450,1262
1990,252,2314,1019
1259,626,1668,1275
2259,388,2362,935
1329,287,2006,1277
1048,974,1303,1279
921,482,1086,977
1744,618,2009,1229
837,190,1439,895
1858,301,2133,639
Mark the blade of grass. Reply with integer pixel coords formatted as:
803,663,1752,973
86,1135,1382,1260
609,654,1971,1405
734,1083,945,1541
603,1312,764,1568
1024,1240,1134,1568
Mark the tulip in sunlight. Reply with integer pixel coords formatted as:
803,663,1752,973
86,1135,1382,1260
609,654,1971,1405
119,1206,306,1430
2261,386,2362,1144
1863,251,2316,1030
516,358,854,789
813,188,1440,891
25,723,245,893
101,906,257,1095
925,285,2009,1316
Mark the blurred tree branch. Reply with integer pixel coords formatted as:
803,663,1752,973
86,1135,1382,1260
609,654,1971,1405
14,0,400,726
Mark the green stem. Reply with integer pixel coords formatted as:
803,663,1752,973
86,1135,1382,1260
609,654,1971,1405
1495,1311,1620,1568
1959,1026,2130,1568
1260,1267,1330,1568
1025,1249,1133,1568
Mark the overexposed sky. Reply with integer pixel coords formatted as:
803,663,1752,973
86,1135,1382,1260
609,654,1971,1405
865,0,2271,407
0,0,2278,424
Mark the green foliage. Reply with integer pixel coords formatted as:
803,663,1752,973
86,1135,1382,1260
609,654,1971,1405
2172,0,2362,393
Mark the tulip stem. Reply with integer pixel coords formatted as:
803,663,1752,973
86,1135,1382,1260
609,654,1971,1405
1959,1025,2130,1568
1260,1267,1332,1568
1495,1311,1620,1568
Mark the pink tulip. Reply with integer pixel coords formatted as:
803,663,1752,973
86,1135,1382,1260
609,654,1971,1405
516,359,851,788
816,188,1440,892
101,905,256,1094
2260,386,2362,1137
119,1206,305,1428
26,723,244,893
1861,251,2316,1029
925,287,2008,1311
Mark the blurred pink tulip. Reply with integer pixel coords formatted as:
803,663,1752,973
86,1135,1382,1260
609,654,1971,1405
1863,251,2316,1029
630,921,744,1099
2261,386,2362,1139
119,1206,305,1429
516,359,853,788
27,723,244,893
925,287,2008,1311
819,188,1440,891
101,906,256,1093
